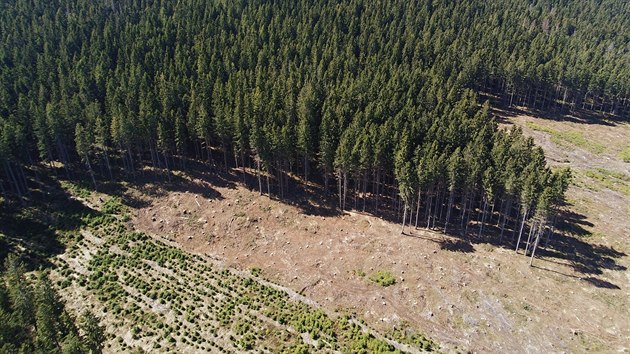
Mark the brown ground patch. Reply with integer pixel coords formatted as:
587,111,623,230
131,145,629,353
498,113,630,249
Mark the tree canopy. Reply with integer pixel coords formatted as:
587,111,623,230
0,0,613,258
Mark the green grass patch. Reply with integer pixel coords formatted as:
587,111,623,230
583,168,630,196
525,121,606,154
551,131,606,154
369,271,396,287
524,121,555,134
619,146,630,163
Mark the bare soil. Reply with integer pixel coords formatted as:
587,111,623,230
132,112,630,354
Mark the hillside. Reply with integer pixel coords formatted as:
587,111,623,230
4,112,623,353
1,0,629,352
1,115,628,353
128,138,629,352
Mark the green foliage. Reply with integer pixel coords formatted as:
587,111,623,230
389,326,436,352
250,267,262,277
60,181,92,199
0,256,93,353
101,197,124,215
619,147,630,163
0,0,621,204
80,311,104,354
583,168,630,196
354,269,366,278
58,200,434,352
369,271,396,287
61,332,85,354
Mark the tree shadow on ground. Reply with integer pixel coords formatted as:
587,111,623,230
33,156,626,290
402,229,475,253
0,177,99,271
206,166,344,218
530,265,622,290
537,208,627,278
581,277,621,289
492,105,622,127
439,239,475,253
481,93,627,126
181,166,623,283
399,205,625,289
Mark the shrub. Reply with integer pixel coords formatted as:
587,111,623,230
369,271,396,287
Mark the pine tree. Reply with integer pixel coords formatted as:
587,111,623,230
4,255,34,329
34,273,63,354
394,129,414,234
297,82,318,183
80,311,104,354
444,148,463,233
75,123,97,191
60,332,84,354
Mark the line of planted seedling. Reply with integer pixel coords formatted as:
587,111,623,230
52,196,436,353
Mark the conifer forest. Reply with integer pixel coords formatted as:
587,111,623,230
0,0,628,352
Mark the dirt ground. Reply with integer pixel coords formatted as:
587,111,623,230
130,122,629,353
500,113,630,249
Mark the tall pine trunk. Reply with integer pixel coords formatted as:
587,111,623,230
4,161,23,199
222,141,229,172
525,220,537,255
499,198,512,243
425,191,433,230
401,202,407,234
304,154,309,184
515,207,529,252
529,223,544,266
85,155,97,191
337,170,343,209
477,196,488,239
343,171,348,211
102,151,113,181
374,169,380,213
324,167,329,195
162,152,172,183
256,157,262,195
362,170,368,212
414,188,422,228
444,188,454,233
